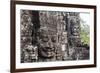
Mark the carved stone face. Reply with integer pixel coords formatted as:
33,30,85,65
72,25,79,36
70,19,79,36
38,30,57,58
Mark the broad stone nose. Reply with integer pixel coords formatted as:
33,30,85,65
47,40,53,48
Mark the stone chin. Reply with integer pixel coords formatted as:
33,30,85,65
38,47,54,58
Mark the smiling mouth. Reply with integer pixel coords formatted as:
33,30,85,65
38,46,55,58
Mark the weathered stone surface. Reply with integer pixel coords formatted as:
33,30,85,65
20,10,89,63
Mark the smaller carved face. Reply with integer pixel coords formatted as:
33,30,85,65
70,19,79,36
72,25,79,36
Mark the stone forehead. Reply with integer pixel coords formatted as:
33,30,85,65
39,27,57,35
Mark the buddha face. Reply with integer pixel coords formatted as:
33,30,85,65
70,19,79,36
72,25,79,36
38,30,57,58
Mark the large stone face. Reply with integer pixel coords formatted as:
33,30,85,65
38,11,68,61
